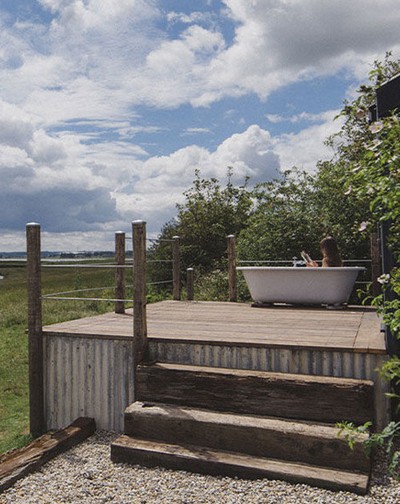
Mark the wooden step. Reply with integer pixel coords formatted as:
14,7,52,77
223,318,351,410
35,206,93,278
111,435,369,495
124,401,370,473
136,363,374,424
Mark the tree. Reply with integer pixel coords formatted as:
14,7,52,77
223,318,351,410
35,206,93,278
237,168,321,262
173,168,253,272
148,168,254,293
237,166,369,265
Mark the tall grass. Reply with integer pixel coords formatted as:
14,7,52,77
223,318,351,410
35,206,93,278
0,260,118,454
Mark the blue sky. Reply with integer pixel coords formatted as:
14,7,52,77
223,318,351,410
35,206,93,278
1,0,399,251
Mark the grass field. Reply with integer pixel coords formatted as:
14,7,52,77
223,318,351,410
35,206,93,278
0,260,121,454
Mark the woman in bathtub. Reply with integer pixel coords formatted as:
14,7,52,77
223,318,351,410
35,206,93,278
302,236,343,267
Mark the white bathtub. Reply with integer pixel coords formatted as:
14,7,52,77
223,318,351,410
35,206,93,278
237,266,365,306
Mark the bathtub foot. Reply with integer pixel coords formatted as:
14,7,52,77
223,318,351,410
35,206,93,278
326,303,348,310
251,302,273,308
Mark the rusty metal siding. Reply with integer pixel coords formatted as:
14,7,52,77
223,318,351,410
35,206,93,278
44,335,134,432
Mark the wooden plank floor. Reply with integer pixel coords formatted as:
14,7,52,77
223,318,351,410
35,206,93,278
42,301,386,354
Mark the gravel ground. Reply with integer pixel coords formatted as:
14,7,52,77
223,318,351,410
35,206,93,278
1,431,399,504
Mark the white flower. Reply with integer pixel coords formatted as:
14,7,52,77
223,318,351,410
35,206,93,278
358,221,369,232
369,122,384,134
377,274,390,284
355,109,367,120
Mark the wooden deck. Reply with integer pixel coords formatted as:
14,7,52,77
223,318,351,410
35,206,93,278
43,300,386,354
41,301,390,432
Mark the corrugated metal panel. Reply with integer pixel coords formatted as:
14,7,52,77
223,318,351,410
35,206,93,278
148,341,385,381
43,334,389,432
44,335,134,432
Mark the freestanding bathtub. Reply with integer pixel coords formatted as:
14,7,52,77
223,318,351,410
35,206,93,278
237,266,365,306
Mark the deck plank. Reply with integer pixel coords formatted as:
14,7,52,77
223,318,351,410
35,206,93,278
42,301,386,354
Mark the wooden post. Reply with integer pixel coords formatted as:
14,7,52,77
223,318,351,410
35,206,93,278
370,230,381,297
172,236,181,301
115,231,126,314
187,267,194,301
227,234,237,302
132,221,147,364
26,223,45,436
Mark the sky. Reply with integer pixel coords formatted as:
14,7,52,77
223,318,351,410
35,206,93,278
1,0,399,252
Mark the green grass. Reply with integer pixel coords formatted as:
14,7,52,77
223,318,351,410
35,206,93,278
0,261,118,454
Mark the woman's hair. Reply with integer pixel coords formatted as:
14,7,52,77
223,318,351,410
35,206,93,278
320,236,343,267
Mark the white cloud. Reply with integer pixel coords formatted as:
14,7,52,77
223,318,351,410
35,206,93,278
211,0,400,99
112,125,281,227
272,110,343,172
3,0,400,119
1,0,399,252
266,111,337,124
166,11,215,26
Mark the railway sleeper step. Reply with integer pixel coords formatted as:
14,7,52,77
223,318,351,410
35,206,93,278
110,435,370,495
124,401,370,473
136,362,375,425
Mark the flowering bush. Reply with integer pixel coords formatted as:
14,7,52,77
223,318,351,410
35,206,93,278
333,54,400,474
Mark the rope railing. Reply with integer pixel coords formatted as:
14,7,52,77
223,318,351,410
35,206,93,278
43,286,118,297
36,229,179,311
42,263,131,268
147,280,173,286
42,296,133,303
41,279,173,304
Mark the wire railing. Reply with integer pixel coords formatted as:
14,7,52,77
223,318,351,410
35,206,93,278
22,225,380,311
36,234,177,307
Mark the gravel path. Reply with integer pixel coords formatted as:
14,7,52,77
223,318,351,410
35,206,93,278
1,431,399,503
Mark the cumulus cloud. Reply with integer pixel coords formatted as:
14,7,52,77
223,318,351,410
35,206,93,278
205,0,400,100
0,97,282,241
271,110,343,172
0,0,399,251
112,125,281,228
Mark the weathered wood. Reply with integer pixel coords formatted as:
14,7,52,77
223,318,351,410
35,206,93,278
0,417,95,492
42,301,386,354
172,236,181,301
115,231,126,314
186,268,194,301
227,235,237,302
111,435,370,494
136,363,375,424
132,221,147,363
124,401,370,473
26,222,45,437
